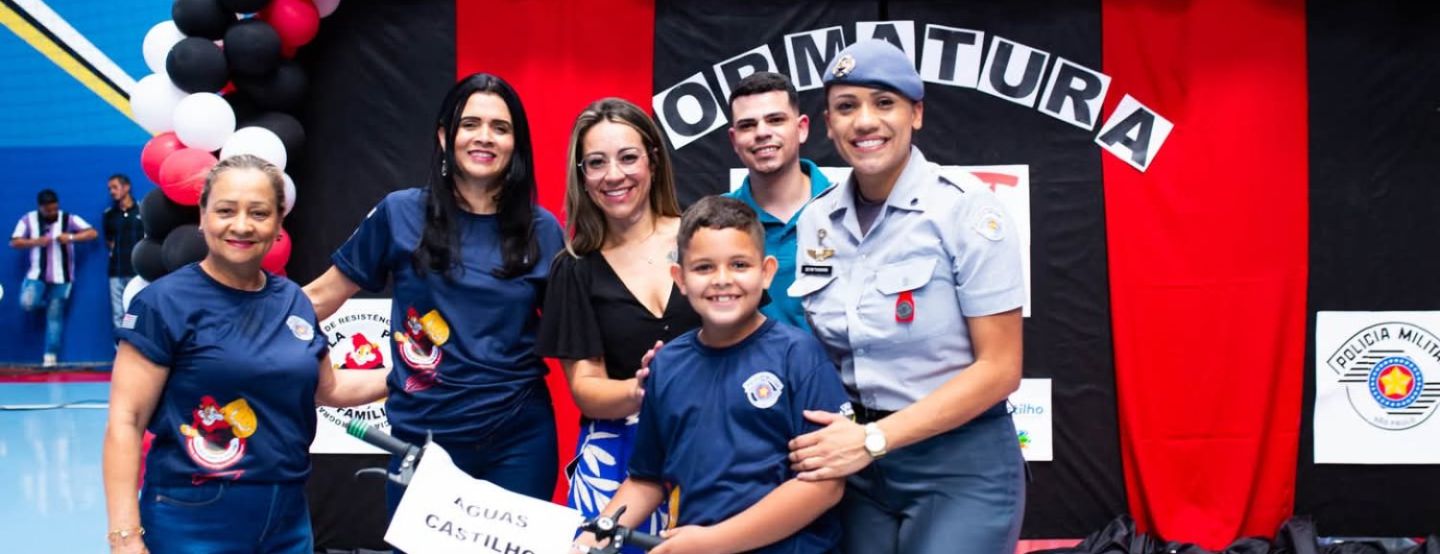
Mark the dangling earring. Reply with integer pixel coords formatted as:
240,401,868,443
440,158,449,177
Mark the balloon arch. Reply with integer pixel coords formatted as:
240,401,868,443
125,0,340,306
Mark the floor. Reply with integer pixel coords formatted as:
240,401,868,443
0,380,111,553
0,375,1079,554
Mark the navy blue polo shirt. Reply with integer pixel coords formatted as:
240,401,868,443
331,188,565,441
118,263,326,485
724,159,832,331
629,318,850,553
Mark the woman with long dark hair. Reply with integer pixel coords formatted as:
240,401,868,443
537,98,701,538
304,73,566,510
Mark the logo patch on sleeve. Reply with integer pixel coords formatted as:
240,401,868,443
973,207,1006,241
120,313,137,329
286,315,315,341
742,371,785,409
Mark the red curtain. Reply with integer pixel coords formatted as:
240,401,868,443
456,0,656,503
1102,0,1308,547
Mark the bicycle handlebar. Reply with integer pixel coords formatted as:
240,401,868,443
344,418,415,457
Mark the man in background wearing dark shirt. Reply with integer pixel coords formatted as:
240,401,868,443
103,174,144,334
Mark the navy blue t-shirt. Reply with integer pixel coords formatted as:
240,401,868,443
629,319,850,553
331,188,565,441
118,263,326,485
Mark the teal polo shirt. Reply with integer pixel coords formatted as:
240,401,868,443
724,159,833,332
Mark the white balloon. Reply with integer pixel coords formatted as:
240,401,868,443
130,74,188,134
122,277,150,313
282,173,296,216
315,0,342,17
172,93,236,152
220,127,288,170
142,20,186,76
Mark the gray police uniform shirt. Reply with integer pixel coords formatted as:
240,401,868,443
787,146,1025,411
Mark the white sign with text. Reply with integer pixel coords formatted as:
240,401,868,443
386,443,585,554
1011,378,1053,462
312,298,392,454
1315,311,1440,464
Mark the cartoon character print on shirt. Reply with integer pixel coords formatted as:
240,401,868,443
341,332,385,369
178,395,259,480
394,306,451,391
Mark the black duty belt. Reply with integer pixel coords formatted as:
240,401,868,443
853,404,895,424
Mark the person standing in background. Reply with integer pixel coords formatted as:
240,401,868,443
10,188,97,367
722,71,832,331
103,174,144,333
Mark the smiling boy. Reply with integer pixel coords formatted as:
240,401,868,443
578,196,851,554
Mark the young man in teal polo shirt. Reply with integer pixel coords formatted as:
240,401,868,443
723,71,832,331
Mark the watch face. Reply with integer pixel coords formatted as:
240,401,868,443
865,431,886,453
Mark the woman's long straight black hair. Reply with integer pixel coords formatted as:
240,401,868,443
414,73,539,280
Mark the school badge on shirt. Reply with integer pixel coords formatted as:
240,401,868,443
286,315,314,341
743,371,785,409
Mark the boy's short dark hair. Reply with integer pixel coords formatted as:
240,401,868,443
36,189,58,205
109,173,131,186
677,196,766,263
728,71,799,118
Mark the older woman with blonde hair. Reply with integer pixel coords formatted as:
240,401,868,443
538,98,700,537
102,155,388,554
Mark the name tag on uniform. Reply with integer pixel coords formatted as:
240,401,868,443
801,265,833,276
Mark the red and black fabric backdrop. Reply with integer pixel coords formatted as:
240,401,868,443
289,0,1439,550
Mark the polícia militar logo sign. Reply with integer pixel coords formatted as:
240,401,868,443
1328,323,1440,431
1367,357,1424,410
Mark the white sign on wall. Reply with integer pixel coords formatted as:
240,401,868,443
1011,378,1053,462
312,298,393,454
1315,311,1440,464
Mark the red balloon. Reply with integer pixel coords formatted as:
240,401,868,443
140,132,185,185
158,148,217,206
262,228,291,275
259,0,319,52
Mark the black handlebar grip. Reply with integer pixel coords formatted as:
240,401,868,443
623,529,665,550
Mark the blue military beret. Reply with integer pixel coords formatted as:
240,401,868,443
822,39,923,102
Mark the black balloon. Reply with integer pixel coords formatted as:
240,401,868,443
161,224,208,272
172,0,233,40
219,0,270,13
243,112,305,163
236,60,306,112
132,238,168,282
225,90,263,125
224,19,281,77
140,189,199,241
167,37,228,93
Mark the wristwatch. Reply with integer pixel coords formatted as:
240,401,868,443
863,422,888,459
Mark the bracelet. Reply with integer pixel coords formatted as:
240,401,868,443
106,526,145,547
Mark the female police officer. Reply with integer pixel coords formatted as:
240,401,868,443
785,40,1026,553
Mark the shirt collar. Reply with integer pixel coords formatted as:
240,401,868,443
824,146,931,234
736,158,833,226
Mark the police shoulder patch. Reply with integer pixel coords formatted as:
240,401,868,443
742,371,785,409
973,207,1006,241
